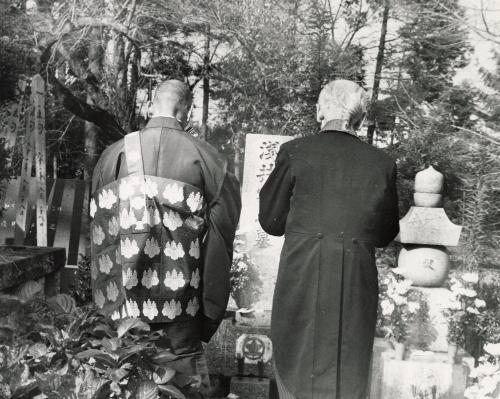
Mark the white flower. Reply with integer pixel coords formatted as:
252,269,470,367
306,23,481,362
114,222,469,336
461,288,478,298
186,297,199,317
162,299,182,320
163,184,184,204
125,299,140,318
392,295,407,306
106,281,119,302
98,189,117,209
163,210,183,231
143,299,159,320
144,237,160,258
94,289,106,308
475,299,486,308
99,254,113,274
189,239,200,259
111,311,121,321
120,208,137,229
462,272,479,284
164,269,186,291
142,178,158,198
381,299,394,316
130,196,146,211
408,301,420,313
121,237,140,259
466,306,480,315
92,225,105,245
190,269,201,289
394,280,413,295
90,198,97,218
164,241,185,260
187,192,203,212
447,299,462,310
119,180,135,200
108,217,119,236
122,268,138,290
141,269,159,289
484,343,500,357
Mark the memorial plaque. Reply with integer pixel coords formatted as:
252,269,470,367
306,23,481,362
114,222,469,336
239,134,293,311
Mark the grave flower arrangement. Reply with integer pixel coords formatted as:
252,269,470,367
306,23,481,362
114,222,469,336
464,354,500,399
377,268,424,345
230,232,262,309
445,272,485,346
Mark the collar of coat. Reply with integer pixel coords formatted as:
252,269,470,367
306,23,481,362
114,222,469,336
320,119,358,137
145,116,184,131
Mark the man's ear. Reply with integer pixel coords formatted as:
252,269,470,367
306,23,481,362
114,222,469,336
316,103,324,123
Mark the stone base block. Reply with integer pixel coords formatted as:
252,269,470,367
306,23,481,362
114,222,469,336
229,377,271,399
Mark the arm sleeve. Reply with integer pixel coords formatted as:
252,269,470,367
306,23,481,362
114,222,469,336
258,147,294,236
377,162,400,247
201,170,241,324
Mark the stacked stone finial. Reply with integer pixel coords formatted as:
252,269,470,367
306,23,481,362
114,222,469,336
396,166,462,287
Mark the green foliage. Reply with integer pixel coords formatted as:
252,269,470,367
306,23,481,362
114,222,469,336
72,254,93,306
0,292,194,398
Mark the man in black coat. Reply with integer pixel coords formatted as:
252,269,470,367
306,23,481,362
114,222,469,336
259,80,399,399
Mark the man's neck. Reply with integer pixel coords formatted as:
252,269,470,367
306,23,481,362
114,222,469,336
152,114,177,120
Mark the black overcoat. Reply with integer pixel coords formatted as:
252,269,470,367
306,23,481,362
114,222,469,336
259,125,399,399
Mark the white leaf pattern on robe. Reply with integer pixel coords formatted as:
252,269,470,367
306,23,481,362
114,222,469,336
125,299,140,318
142,178,158,198
98,189,117,209
143,299,159,320
163,184,184,204
141,269,159,289
123,268,138,290
90,198,97,218
190,268,201,289
91,261,98,280
163,210,183,231
186,297,199,317
189,239,200,259
186,192,203,212
120,304,128,319
111,311,121,320
106,281,119,302
149,209,161,226
121,237,140,259
164,269,186,291
184,216,202,230
162,299,182,319
92,225,105,245
119,180,134,200
120,208,137,229
98,254,113,274
94,289,105,309
163,241,185,260
134,209,149,230
108,217,119,236
130,196,146,211
144,237,160,258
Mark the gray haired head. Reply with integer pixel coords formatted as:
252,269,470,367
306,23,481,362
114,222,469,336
151,80,193,123
316,80,368,133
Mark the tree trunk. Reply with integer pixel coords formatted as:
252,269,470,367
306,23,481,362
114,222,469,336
201,24,210,141
84,28,104,180
367,1,390,145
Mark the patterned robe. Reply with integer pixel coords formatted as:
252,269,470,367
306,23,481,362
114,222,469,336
91,117,241,351
259,122,399,399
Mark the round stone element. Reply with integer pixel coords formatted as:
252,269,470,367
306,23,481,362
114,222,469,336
414,166,444,194
413,193,442,207
397,245,449,287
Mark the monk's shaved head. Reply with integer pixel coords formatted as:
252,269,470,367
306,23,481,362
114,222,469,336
151,80,193,122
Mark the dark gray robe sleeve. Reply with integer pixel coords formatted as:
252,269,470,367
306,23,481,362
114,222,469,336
376,162,400,247
259,147,294,236
201,169,241,325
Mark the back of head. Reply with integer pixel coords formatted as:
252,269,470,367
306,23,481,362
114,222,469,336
151,80,193,123
317,80,368,132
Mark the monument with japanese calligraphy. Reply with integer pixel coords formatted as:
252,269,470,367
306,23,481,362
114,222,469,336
238,134,293,311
